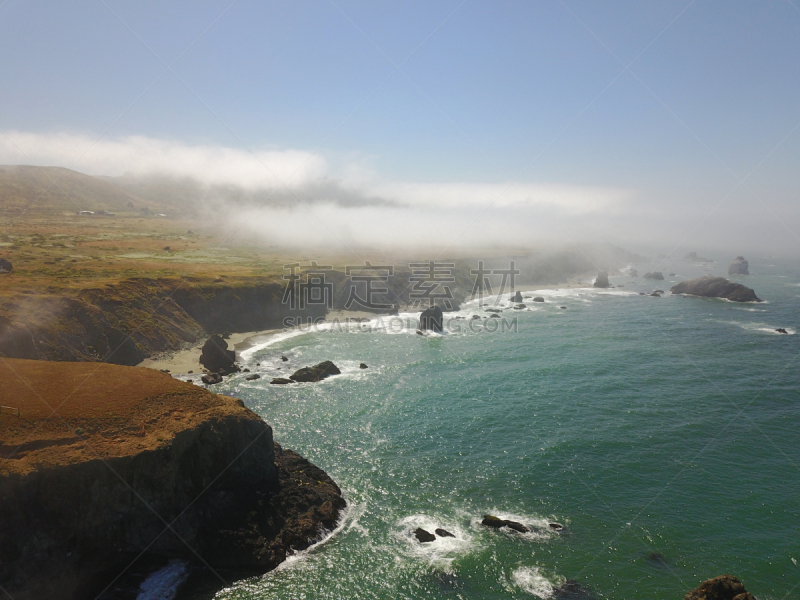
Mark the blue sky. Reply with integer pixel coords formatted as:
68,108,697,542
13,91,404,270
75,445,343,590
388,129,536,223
2,1,799,252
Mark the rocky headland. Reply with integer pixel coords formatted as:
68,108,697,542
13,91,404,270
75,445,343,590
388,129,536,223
0,359,345,600
670,276,761,302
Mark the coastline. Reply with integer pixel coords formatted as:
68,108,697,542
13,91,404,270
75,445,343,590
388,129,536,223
136,282,593,374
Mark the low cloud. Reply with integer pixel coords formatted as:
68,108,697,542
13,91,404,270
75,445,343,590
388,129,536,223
0,131,632,214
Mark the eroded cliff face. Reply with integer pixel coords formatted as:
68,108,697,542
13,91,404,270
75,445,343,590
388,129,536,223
0,278,326,365
0,359,345,600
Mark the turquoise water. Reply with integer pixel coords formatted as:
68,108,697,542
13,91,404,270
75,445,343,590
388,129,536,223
206,261,800,599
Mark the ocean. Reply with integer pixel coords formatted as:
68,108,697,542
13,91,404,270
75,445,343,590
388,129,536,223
175,260,799,599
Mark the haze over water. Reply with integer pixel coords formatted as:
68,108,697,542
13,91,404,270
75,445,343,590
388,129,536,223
196,259,800,600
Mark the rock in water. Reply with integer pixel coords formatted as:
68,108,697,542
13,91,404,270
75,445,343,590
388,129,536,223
593,272,610,288
644,272,665,280
270,377,295,385
776,328,788,334
0,258,12,273
359,363,368,369
533,296,545,302
201,372,223,385
245,374,261,381
419,306,444,333
728,256,750,275
683,574,756,600
200,335,236,373
435,528,455,538
481,514,530,533
414,528,436,543
289,360,341,383
671,276,761,302
684,251,714,263
511,290,523,302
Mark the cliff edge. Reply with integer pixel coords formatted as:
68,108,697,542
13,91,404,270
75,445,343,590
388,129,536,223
0,359,345,600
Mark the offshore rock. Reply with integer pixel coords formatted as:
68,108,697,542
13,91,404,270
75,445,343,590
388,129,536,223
481,515,530,533
511,291,523,302
593,272,610,288
644,272,665,280
435,528,455,538
671,276,761,303
414,528,436,543
201,372,223,385
683,574,756,600
728,256,750,275
270,377,295,385
533,296,545,302
684,252,714,263
289,360,341,383
418,306,444,333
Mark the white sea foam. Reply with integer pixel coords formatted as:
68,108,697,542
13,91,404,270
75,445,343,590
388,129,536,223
510,566,564,598
472,510,563,542
395,513,476,570
720,321,795,335
136,560,189,600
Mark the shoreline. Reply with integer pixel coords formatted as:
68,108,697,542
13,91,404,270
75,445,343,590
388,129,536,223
136,282,592,375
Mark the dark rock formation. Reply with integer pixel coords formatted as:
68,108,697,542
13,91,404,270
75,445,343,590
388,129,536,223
481,515,530,533
485,308,502,313
513,304,526,309
533,296,545,302
684,252,714,263
489,314,500,319
593,272,610,288
281,356,288,362
201,372,223,385
671,276,761,302
728,256,750,275
289,361,341,383
683,574,756,600
270,378,295,385
0,258,12,273
359,363,368,369
776,328,788,334
644,272,664,280
435,528,455,538
553,579,596,599
548,522,564,531
200,335,236,373
511,291,523,302
418,306,444,333
245,374,261,381
413,528,436,543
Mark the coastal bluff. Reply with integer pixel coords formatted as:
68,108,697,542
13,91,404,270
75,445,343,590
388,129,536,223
0,359,345,600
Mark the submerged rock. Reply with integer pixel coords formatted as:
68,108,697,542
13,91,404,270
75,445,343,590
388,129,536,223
270,377,295,385
593,272,610,288
414,528,436,543
289,360,341,383
200,335,236,373
245,374,261,381
683,574,756,600
728,256,750,275
418,306,444,333
684,252,714,263
548,522,564,531
553,579,596,599
671,276,761,302
644,272,665,280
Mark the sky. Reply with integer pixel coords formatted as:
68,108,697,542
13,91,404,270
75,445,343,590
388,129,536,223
1,0,799,254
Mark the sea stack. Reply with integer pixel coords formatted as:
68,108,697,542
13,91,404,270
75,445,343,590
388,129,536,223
670,276,761,302
593,272,610,288
728,256,750,275
684,252,713,263
511,290,523,302
419,305,444,333
199,334,237,372
644,271,664,280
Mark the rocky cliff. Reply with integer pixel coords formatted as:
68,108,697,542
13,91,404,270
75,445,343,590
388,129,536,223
0,278,326,366
0,359,345,600
670,276,761,302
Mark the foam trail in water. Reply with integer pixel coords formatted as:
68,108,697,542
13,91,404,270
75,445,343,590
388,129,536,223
511,566,562,599
136,560,189,600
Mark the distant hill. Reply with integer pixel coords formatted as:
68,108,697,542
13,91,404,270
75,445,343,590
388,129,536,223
0,165,159,215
